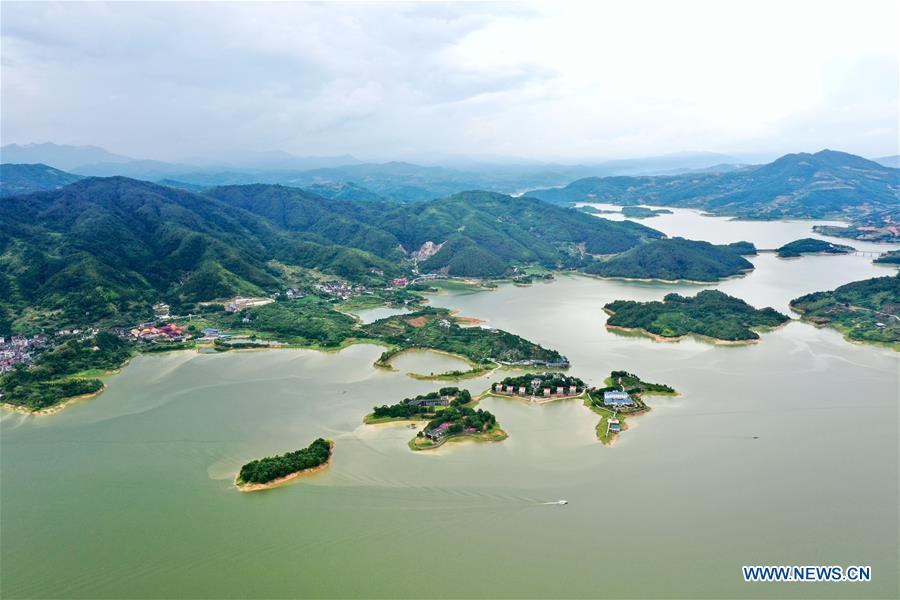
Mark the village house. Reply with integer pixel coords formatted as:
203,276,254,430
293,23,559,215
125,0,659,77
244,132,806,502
607,417,621,434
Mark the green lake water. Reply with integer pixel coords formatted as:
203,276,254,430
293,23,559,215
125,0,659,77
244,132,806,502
2,211,898,598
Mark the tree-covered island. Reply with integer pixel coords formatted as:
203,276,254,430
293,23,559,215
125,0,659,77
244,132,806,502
620,206,673,218
789,275,899,348
583,238,755,282
410,406,507,451
365,387,472,423
775,238,855,258
604,290,790,343
584,371,678,444
236,438,333,491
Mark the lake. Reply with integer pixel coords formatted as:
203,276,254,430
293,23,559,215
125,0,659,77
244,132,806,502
2,213,898,599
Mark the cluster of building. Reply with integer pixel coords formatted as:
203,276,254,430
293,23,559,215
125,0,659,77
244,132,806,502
498,357,571,368
128,323,186,341
313,281,366,300
492,381,581,397
0,335,49,373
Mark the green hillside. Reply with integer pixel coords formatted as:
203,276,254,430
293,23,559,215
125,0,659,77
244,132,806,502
605,290,790,342
528,150,899,239
0,178,394,331
584,238,754,282
0,163,83,196
790,275,900,346
775,238,854,258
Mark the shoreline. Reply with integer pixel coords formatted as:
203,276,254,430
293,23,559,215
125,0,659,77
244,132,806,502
605,324,762,345
0,383,109,416
408,427,508,452
582,270,751,286
235,441,335,492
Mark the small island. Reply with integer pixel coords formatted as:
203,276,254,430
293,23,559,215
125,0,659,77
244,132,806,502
489,372,586,402
365,387,507,451
410,405,507,451
775,238,854,258
583,237,755,283
365,387,472,423
621,206,673,218
235,438,334,492
604,290,790,343
584,371,678,444
790,275,899,348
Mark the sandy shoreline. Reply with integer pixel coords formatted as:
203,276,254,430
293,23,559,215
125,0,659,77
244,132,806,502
235,441,335,492
1,384,109,416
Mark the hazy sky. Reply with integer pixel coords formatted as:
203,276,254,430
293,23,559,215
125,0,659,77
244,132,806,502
2,1,898,163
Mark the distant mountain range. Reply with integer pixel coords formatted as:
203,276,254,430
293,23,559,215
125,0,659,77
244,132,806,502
873,155,900,169
1,143,754,201
526,150,899,239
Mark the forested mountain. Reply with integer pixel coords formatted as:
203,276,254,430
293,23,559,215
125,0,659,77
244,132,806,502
0,163,83,196
0,178,396,329
527,150,899,228
0,178,664,330
206,187,663,277
584,238,754,282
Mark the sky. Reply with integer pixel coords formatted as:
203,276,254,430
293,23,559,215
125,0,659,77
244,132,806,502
1,1,898,163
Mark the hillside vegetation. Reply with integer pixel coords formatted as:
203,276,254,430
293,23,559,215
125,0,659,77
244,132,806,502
776,238,854,258
604,290,790,342
584,238,754,282
528,150,899,240
1,178,668,333
0,163,83,196
790,275,900,346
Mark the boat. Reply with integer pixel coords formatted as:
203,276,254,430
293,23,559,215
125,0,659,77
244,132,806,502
557,500,568,505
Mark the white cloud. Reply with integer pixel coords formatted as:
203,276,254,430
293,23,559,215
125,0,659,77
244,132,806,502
1,0,896,161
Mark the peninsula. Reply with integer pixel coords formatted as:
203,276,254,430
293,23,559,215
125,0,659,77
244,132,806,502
235,438,333,491
604,290,790,343
789,275,899,348
366,308,568,373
